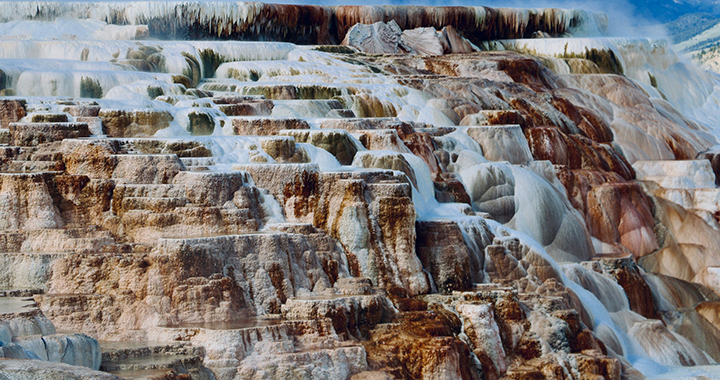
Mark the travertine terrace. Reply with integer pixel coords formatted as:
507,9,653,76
1,2,720,379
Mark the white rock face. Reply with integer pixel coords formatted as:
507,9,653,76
352,150,417,186
0,310,56,339
237,346,369,380
112,154,185,184
456,303,507,377
629,319,713,366
342,21,476,56
0,307,103,371
2,3,720,380
0,253,60,289
633,160,717,189
465,125,534,165
457,161,594,262
342,21,404,55
401,27,445,56
563,264,629,313
354,129,412,153
0,173,63,230
147,317,371,380
15,334,102,369
0,359,120,379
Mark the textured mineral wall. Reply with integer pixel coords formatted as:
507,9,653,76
0,2,719,380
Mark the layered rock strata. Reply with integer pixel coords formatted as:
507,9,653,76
0,2,719,380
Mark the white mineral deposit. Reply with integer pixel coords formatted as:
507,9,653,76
0,1,719,379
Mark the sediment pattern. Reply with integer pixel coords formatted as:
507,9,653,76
0,2,720,380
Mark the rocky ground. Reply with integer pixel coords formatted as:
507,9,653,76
0,2,720,380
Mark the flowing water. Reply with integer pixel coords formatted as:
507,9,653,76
1,1,719,378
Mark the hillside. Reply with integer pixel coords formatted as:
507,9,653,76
1,2,720,380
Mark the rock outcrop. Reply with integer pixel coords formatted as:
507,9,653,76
342,21,476,56
0,2,720,380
